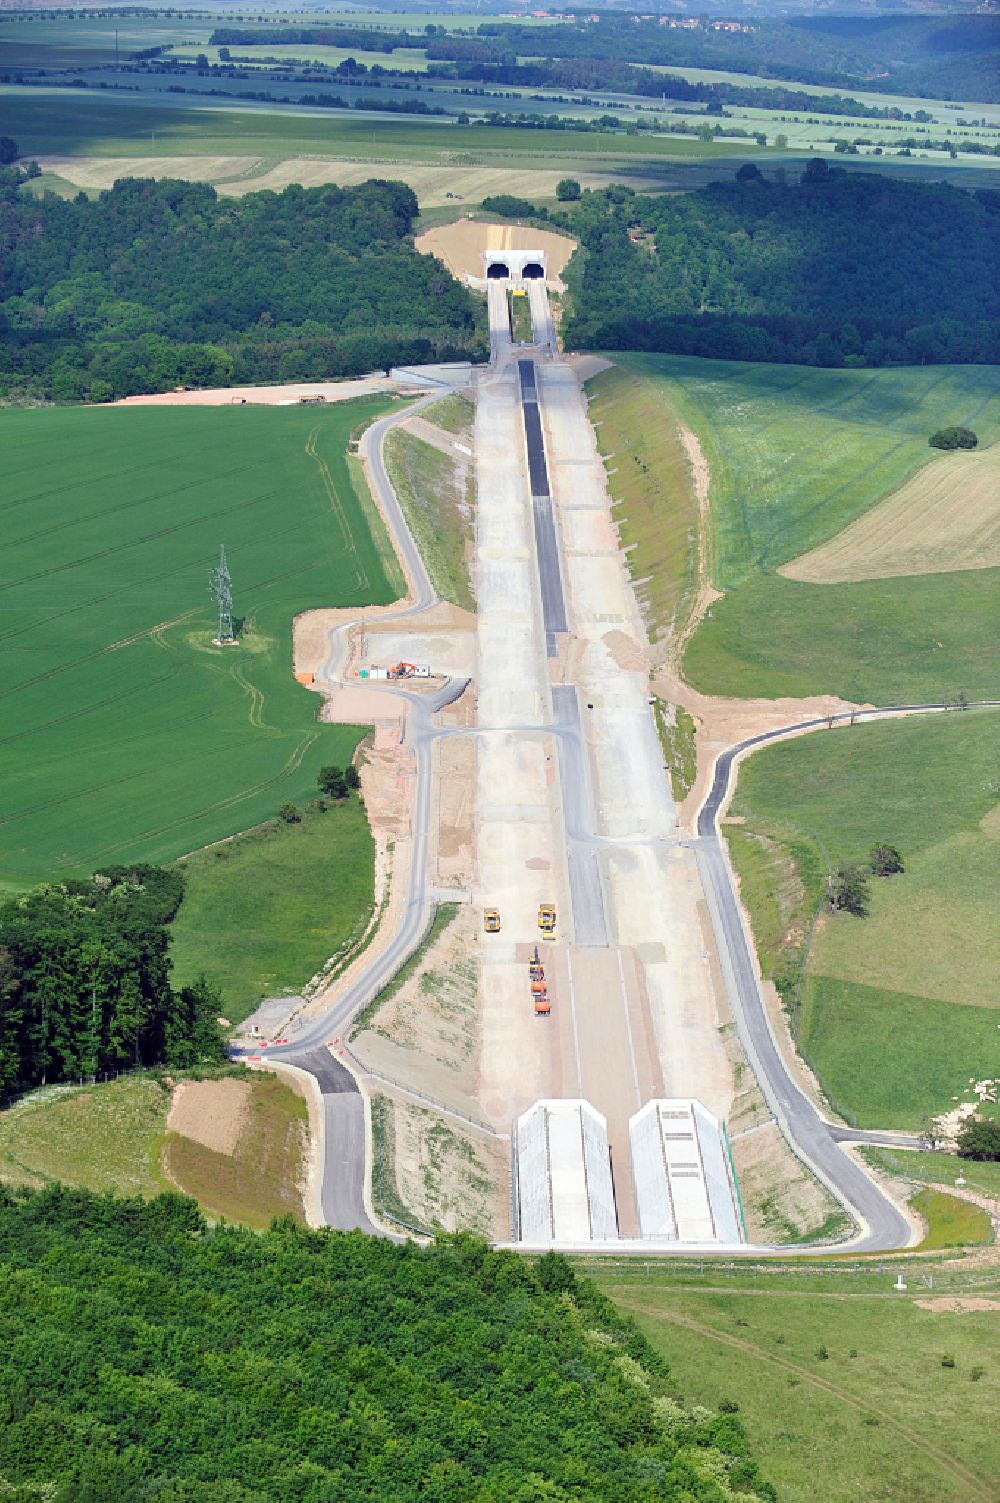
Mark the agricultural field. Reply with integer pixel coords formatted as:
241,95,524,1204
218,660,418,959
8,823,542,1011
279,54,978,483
725,708,1000,1129
0,401,398,891
783,444,1000,583
598,1258,1000,1503
169,797,377,1026
603,355,1000,702
0,89,751,163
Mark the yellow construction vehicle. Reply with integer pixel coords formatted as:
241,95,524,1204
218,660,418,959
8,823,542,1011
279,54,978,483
538,903,556,937
484,908,501,933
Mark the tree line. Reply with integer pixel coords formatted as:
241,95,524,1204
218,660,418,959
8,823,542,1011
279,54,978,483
547,163,1000,369
0,1188,776,1501
0,170,486,403
0,866,224,1099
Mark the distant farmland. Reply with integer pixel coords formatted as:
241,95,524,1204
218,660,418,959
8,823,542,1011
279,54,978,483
0,401,398,888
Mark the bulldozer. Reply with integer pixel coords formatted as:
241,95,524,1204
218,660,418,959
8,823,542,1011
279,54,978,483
483,908,501,933
537,903,556,938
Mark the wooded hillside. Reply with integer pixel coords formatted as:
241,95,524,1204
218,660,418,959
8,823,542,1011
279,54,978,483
0,1188,774,1501
558,167,999,368
0,173,486,402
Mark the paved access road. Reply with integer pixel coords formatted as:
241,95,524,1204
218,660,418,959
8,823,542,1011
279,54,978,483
695,702,998,1250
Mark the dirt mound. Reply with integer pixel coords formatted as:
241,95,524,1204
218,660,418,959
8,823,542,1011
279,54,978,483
166,1079,251,1155
781,446,1000,583
415,218,576,288
914,1297,1000,1313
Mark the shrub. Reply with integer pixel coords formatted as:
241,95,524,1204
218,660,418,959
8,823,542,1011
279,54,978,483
929,426,978,450
956,1115,1000,1161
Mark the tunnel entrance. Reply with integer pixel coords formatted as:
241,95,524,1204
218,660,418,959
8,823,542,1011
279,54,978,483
522,262,544,280
486,262,510,279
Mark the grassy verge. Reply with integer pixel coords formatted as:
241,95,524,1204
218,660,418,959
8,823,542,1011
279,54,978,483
585,362,699,643
383,428,475,610
370,1092,432,1235
420,392,473,438
911,1188,993,1251
603,354,999,700
860,1146,1000,1201
0,1077,170,1196
170,796,376,1027
508,289,533,344
597,1264,1000,1503
725,709,1000,1127
652,699,698,801
162,1073,307,1229
351,902,460,1038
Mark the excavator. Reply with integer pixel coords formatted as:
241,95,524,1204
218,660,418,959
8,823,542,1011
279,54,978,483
388,661,416,679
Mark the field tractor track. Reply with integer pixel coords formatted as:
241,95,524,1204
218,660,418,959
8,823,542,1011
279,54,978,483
616,1300,990,1494
305,425,371,595
76,731,322,864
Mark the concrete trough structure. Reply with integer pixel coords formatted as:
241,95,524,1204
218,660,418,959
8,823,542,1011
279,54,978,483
630,1099,744,1245
516,1098,619,1245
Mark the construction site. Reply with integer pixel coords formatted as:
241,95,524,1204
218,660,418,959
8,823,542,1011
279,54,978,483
250,224,911,1256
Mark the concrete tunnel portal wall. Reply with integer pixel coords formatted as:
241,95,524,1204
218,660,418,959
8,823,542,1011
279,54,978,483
482,249,549,286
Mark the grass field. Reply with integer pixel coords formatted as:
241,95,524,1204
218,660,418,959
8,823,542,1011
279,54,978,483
169,797,376,1025
726,708,1000,1127
0,1077,170,1196
610,354,1000,701
598,1263,1000,1503
783,444,1000,583
0,402,398,890
586,363,699,642
0,88,756,164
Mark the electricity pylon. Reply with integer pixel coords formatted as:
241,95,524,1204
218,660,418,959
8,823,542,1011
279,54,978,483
210,544,236,645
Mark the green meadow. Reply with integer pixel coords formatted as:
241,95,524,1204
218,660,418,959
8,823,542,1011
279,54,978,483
611,355,1000,702
0,88,754,164
598,1261,1000,1503
727,709,1000,1127
0,401,399,889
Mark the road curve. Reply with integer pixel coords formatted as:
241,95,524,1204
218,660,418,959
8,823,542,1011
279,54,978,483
695,701,999,1250
235,393,462,1231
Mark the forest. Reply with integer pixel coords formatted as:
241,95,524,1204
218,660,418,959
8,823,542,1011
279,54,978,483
0,867,224,1099
0,1187,774,1502
554,165,1000,368
0,171,485,402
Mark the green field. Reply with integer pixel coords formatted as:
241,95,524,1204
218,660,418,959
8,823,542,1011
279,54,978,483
0,88,756,164
0,1077,170,1196
170,797,377,1024
609,355,1000,700
0,402,399,889
599,1263,1000,1503
726,709,1000,1127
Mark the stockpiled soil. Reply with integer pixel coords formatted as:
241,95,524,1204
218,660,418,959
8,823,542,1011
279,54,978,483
0,401,397,888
